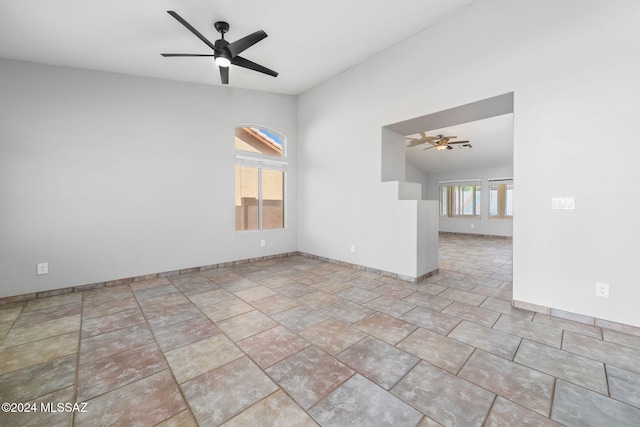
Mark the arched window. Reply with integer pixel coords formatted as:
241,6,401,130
234,126,286,231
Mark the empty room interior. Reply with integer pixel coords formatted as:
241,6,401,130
1,1,640,426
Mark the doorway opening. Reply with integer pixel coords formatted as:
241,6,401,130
382,92,514,278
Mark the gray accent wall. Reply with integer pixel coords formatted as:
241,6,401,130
0,58,298,297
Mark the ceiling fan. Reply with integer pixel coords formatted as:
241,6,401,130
406,133,471,150
161,11,278,85
405,132,441,148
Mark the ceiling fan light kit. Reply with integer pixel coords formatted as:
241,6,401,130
161,11,278,85
214,52,231,67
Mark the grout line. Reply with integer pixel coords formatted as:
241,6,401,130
548,377,558,420
71,293,85,427
481,394,498,427
604,363,612,398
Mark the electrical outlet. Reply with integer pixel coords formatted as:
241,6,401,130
260,240,266,247
37,263,49,275
595,282,609,298
350,245,356,253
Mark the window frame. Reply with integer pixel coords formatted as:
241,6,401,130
235,126,286,158
489,178,513,220
439,180,482,219
234,125,287,232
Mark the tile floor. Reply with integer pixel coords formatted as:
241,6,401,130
1,234,640,426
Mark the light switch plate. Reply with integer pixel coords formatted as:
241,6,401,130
551,197,575,210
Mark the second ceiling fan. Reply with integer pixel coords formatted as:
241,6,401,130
161,11,278,85
406,133,471,150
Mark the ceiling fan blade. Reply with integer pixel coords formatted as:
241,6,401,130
167,11,218,52
231,56,278,77
227,30,268,58
447,146,453,150
423,145,437,150
447,141,470,144
219,66,229,84
161,53,215,57
406,140,426,147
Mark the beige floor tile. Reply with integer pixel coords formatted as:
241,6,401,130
459,350,555,416
77,342,167,401
233,285,278,302
200,298,254,322
79,323,154,366
397,328,473,374
217,310,278,341
0,354,76,402
165,334,244,383
249,294,301,315
266,346,354,409
1,314,80,348
295,290,341,310
237,325,310,368
0,306,23,324
299,318,366,355
310,374,423,426
0,332,78,375
156,409,198,427
364,295,416,318
182,356,278,426
222,390,316,427
81,308,146,339
392,361,495,427
75,370,187,426
353,312,417,345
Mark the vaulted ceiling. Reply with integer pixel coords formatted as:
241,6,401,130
1,0,516,175
0,0,475,95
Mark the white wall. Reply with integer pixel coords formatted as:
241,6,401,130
298,0,640,326
0,58,298,297
513,67,640,326
405,161,428,197
297,83,439,278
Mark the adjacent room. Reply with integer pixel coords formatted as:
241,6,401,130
1,0,640,426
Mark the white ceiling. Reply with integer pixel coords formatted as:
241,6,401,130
0,0,475,95
1,0,510,175
405,113,513,175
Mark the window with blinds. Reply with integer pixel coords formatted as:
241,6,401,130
489,178,513,220
439,180,481,218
